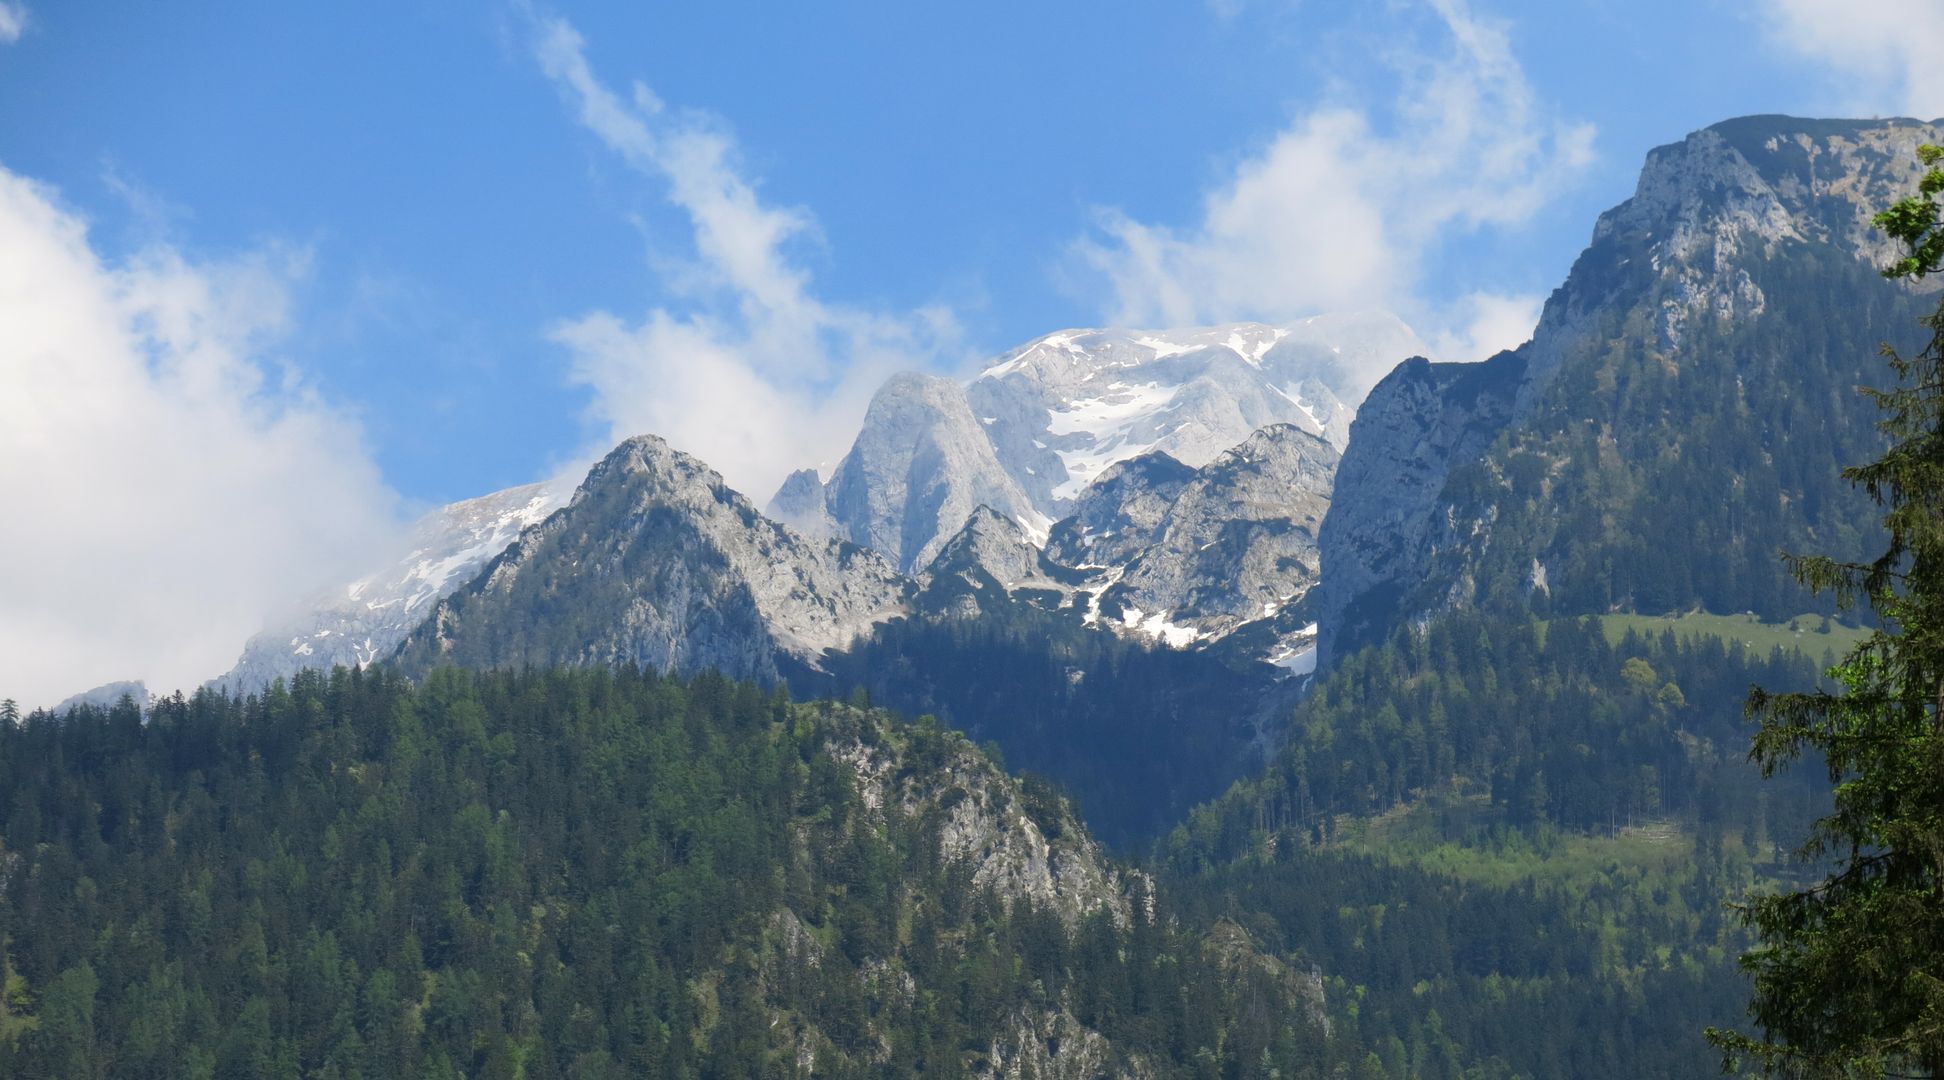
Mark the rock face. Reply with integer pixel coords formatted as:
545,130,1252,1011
803,703,1154,1078
1044,452,1199,570
767,466,837,538
772,313,1423,576
1101,424,1338,642
918,505,1075,618
979,1009,1140,1080
391,435,910,684
779,373,1045,573
1315,355,1525,658
913,424,1339,668
1316,115,1944,663
210,478,575,693
823,705,1129,928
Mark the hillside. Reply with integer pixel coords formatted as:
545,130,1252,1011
0,667,1341,1078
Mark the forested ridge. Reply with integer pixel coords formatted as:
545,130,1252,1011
0,612,1851,1079
801,603,1284,850
1155,612,1840,1078
0,665,1355,1079
1433,249,1926,625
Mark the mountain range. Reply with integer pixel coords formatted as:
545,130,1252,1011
191,114,1944,822
17,113,1944,1078
211,315,1404,697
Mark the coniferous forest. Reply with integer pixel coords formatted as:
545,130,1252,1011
0,613,1849,1077
0,666,1349,1078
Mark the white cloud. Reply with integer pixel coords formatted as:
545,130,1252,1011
1428,291,1545,365
528,14,963,499
0,3,24,45
1760,0,1944,119
0,168,403,709
1073,0,1591,370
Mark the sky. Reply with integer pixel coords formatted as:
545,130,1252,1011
1,0,1941,706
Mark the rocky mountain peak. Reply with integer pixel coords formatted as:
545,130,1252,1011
393,433,910,683
1043,451,1198,570
209,474,576,694
1534,115,1944,369
914,505,1078,621
1318,115,1944,664
768,466,835,537
774,313,1423,582
926,506,1043,585
1098,422,1339,649
779,372,1044,574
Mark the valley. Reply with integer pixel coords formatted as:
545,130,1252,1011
7,111,1944,1077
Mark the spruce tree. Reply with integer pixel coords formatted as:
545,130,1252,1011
1710,142,1944,1075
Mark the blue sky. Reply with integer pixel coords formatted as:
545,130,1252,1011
2,0,1941,702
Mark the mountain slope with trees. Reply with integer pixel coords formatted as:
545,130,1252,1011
1320,116,1944,659
0,667,1348,1079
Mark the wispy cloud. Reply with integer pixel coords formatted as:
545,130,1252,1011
0,3,27,45
0,168,403,708
1759,0,1944,119
526,12,964,499
1072,0,1593,376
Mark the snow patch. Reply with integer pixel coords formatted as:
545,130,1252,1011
1045,381,1182,499
1119,605,1202,648
1269,643,1317,676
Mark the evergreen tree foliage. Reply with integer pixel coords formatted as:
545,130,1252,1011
1432,243,1926,627
1159,609,1841,1077
802,604,1279,849
1167,612,1830,862
1711,143,1944,1076
0,666,1339,1078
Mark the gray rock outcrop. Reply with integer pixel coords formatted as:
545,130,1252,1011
799,373,1044,573
391,435,911,684
772,313,1424,579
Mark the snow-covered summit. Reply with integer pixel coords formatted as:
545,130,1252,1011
971,312,1423,502
208,474,577,693
770,311,1424,573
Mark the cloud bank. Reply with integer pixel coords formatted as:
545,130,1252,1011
529,14,963,501
0,169,401,708
0,3,25,45
1073,0,1594,371
1760,0,1944,119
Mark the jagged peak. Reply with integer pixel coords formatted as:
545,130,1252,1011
958,503,1031,537
1085,448,1197,496
1595,115,1944,258
926,504,1038,572
860,369,968,414
976,312,1421,383
576,432,758,512
1218,421,1340,465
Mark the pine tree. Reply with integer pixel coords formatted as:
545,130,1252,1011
1710,142,1944,1075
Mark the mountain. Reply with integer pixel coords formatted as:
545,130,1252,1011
1317,115,1944,661
783,372,1047,572
391,435,910,685
772,312,1423,573
50,679,150,714
210,477,575,693
1079,423,1336,660
907,423,1337,669
370,431,1307,847
915,504,1078,619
